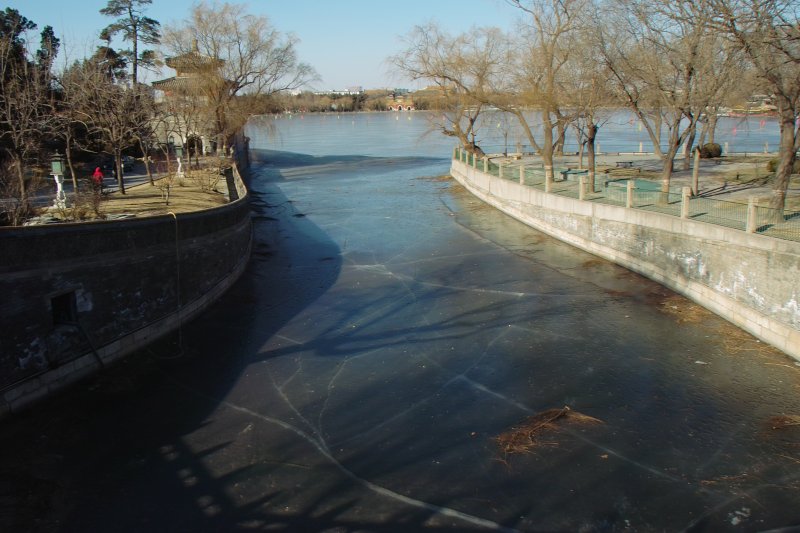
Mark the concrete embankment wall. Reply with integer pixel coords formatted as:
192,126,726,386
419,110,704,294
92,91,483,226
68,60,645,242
0,164,252,415
451,159,800,361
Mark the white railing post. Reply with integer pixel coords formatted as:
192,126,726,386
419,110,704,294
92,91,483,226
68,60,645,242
519,165,525,184
692,148,701,195
746,197,758,233
626,180,634,208
579,175,587,200
544,165,553,193
499,162,503,179
681,186,692,218
483,157,488,173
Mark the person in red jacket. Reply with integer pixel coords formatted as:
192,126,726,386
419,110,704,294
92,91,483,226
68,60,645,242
92,167,104,192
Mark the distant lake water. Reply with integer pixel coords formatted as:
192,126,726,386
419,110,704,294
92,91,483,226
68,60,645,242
248,110,783,158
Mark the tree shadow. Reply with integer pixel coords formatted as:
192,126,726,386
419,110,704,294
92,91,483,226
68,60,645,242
0,150,551,533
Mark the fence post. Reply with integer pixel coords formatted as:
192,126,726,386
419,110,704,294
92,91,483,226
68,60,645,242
544,165,553,193
499,162,503,179
472,153,477,168
681,186,692,218
626,180,634,208
746,197,758,233
579,175,587,200
483,157,488,173
691,147,701,195
724,141,729,154
519,165,525,184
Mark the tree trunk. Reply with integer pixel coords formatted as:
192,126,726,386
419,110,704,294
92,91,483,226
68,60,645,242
769,109,797,221
115,149,125,194
65,137,79,200
554,120,566,156
462,138,485,157
707,113,719,145
630,110,665,160
509,108,542,155
15,156,27,204
698,118,708,147
682,125,696,171
542,110,555,183
138,137,154,185
132,27,138,86
587,122,598,192
659,144,679,204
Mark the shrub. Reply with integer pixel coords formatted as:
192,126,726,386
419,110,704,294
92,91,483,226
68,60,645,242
767,158,777,172
699,143,722,158
766,158,800,173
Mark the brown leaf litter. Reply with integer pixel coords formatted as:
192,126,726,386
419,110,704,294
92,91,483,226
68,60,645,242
494,406,603,464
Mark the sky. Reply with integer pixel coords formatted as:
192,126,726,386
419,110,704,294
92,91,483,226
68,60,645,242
5,0,523,90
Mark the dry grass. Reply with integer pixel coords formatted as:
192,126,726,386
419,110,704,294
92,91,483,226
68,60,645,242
655,294,785,358
102,172,227,218
658,295,708,324
581,258,606,268
494,406,603,463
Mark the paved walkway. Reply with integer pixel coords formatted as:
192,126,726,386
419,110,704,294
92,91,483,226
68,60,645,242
476,152,800,241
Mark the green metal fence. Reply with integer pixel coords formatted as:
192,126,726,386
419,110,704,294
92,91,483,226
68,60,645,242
453,148,800,243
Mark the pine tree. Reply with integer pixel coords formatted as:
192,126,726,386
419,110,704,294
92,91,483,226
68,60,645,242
99,0,160,86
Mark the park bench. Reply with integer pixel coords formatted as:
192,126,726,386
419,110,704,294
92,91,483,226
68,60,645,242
616,161,634,168
559,169,589,181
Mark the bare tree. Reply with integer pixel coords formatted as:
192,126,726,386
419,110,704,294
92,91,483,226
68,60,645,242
54,63,89,195
563,25,619,190
708,0,800,218
503,0,587,183
67,58,148,194
598,0,740,196
392,24,510,156
162,1,316,152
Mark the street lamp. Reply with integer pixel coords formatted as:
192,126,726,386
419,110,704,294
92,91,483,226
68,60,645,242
174,144,184,176
50,151,67,209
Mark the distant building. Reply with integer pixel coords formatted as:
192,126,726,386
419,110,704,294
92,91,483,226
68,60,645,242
152,40,226,102
387,89,415,111
151,40,226,154
313,86,365,96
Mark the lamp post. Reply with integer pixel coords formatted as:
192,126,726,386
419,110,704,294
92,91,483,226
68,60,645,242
174,144,184,177
50,151,67,209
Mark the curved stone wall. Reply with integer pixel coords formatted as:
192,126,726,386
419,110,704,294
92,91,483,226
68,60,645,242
451,159,800,361
0,165,252,415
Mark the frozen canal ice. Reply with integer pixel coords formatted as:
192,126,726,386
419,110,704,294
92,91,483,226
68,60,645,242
2,132,800,532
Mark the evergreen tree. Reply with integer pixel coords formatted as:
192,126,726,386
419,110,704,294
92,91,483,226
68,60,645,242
99,0,160,85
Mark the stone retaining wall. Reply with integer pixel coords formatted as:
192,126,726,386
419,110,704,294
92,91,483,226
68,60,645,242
0,164,252,415
451,159,800,361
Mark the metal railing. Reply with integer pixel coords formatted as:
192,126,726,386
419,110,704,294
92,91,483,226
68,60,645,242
453,148,800,243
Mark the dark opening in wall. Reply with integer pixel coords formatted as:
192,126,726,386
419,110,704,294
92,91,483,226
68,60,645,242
51,291,77,326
